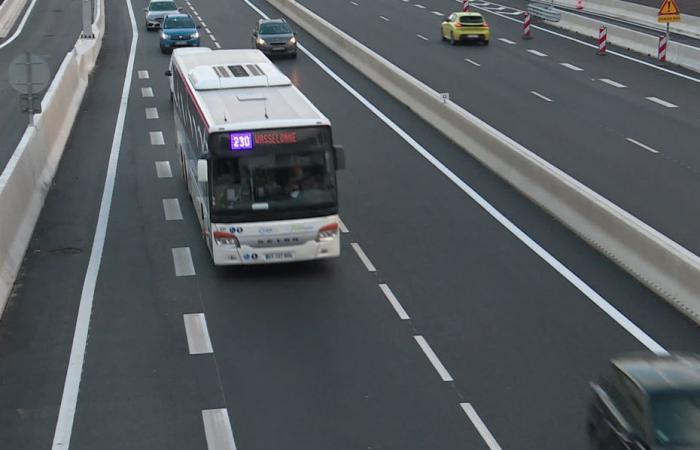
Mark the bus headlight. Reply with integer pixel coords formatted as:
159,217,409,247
213,231,240,247
316,223,338,242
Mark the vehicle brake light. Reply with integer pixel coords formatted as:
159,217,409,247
213,231,240,247
316,223,339,242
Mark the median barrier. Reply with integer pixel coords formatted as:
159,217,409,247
553,0,700,39
0,0,105,318
552,11,700,72
0,0,30,38
266,0,700,324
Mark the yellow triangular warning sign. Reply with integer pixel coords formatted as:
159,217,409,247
658,0,680,16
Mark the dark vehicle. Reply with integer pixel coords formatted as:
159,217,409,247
587,353,700,450
252,18,297,58
144,0,180,30
160,14,200,53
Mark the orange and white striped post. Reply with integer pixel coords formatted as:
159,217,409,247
462,0,470,12
522,13,532,40
597,26,607,55
658,34,668,63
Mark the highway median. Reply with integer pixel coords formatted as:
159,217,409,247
265,0,700,324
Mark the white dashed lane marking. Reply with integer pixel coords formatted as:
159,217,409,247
183,313,213,354
350,1,359,5
163,198,183,221
210,34,217,41
205,28,211,33
137,70,149,79
141,87,154,97
150,131,165,145
498,38,515,44
338,217,349,233
461,403,503,450
626,138,660,154
527,49,548,57
645,96,678,108
598,78,627,88
415,336,453,382
351,243,376,272
202,409,237,450
172,247,196,276
465,58,481,66
415,4,426,8
431,10,444,15
560,62,583,71
380,15,390,21
530,91,553,102
214,42,222,48
379,284,410,320
155,161,173,178
416,34,429,41
145,107,159,119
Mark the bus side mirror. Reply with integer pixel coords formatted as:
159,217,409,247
334,145,345,170
164,69,172,77
197,159,208,182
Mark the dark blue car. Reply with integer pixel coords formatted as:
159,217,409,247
160,14,200,53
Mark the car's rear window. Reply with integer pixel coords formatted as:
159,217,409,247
460,15,484,24
150,1,177,11
164,16,194,28
259,22,292,34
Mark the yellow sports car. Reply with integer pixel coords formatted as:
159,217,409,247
441,12,491,45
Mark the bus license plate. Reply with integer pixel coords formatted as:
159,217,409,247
264,251,295,261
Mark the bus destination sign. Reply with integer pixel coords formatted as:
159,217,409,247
230,130,300,151
230,131,254,151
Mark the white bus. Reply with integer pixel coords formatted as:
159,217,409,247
166,48,345,265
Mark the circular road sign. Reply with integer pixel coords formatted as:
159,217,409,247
8,53,50,95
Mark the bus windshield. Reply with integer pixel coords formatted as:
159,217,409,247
210,127,336,218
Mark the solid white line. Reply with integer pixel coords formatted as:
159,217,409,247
155,161,173,178
183,313,213,354
431,10,444,16
527,49,548,57
214,42,222,48
351,243,376,272
242,0,670,358
415,336,453,381
210,34,217,41
163,198,183,221
461,403,503,450
50,0,138,447
497,38,515,44
338,217,349,233
465,58,481,67
0,0,40,48
172,247,196,276
530,91,553,102
379,284,410,319
202,409,237,450
626,138,660,154
560,62,583,71
379,15,390,21
598,78,627,88
138,70,150,79
150,131,165,145
645,96,678,108
145,107,159,119
141,87,154,97
471,3,700,84
416,34,429,41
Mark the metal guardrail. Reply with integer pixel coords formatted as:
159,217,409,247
527,2,563,22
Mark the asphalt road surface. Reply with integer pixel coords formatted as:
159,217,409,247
0,0,82,170
0,0,698,449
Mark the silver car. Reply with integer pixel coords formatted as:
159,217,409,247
252,18,297,58
144,0,181,30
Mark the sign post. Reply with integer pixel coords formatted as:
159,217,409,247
657,0,681,62
8,53,50,126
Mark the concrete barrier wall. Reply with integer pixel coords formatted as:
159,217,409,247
0,0,30,38
0,0,105,317
553,0,700,39
266,0,700,324
552,10,700,72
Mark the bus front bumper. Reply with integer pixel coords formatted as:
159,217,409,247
212,238,340,265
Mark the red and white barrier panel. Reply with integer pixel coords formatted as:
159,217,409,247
597,26,607,55
658,34,668,63
462,0,470,12
576,0,584,10
522,13,532,40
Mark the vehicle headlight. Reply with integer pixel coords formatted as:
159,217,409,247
160,32,167,39
288,36,296,44
256,37,266,45
190,31,199,39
